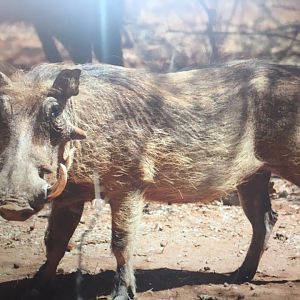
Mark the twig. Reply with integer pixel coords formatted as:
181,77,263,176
167,29,300,45
198,0,219,62
76,173,107,300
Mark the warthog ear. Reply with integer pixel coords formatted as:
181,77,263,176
0,72,11,88
49,69,81,104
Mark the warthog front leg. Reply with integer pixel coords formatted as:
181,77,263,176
234,170,278,282
34,200,84,290
110,191,144,300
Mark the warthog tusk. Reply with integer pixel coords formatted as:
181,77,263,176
47,163,68,200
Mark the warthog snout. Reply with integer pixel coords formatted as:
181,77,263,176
0,183,48,221
0,162,48,221
0,163,68,221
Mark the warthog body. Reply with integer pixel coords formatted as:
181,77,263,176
0,60,299,298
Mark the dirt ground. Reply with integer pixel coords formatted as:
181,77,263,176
0,1,300,299
0,189,299,300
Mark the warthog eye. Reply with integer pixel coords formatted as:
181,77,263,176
40,97,86,143
50,104,61,118
42,97,69,142
43,97,61,118
49,108,67,138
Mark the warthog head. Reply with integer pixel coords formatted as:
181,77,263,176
0,68,86,221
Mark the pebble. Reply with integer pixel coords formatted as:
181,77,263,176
278,191,288,198
160,241,167,247
197,295,225,300
13,263,20,269
274,233,288,241
66,243,75,252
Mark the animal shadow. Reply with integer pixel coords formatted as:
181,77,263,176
0,268,295,299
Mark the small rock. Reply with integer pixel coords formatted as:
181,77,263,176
197,295,224,300
66,241,76,252
160,241,167,247
223,282,229,287
204,266,210,271
143,204,151,214
13,263,20,269
278,191,288,198
274,233,288,242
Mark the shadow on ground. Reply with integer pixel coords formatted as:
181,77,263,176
0,268,299,300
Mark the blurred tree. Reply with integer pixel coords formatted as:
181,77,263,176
0,0,124,65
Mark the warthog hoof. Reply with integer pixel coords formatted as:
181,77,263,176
111,266,136,299
231,268,256,283
111,285,135,300
27,263,55,299
113,296,132,300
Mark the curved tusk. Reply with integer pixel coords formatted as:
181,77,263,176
47,163,68,200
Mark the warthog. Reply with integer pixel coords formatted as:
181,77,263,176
0,60,298,298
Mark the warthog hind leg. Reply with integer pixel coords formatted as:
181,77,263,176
233,170,278,283
110,191,144,299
